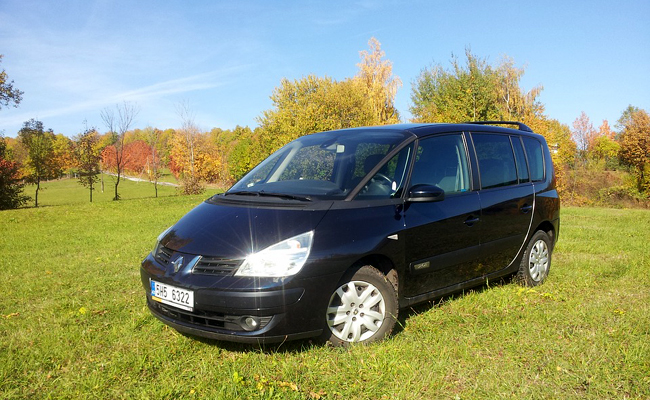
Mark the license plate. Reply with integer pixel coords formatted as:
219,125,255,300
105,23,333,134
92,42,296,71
150,279,194,312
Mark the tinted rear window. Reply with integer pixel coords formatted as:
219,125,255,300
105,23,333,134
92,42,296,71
522,137,545,181
511,136,529,183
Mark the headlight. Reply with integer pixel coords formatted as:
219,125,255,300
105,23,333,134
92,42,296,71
235,231,314,277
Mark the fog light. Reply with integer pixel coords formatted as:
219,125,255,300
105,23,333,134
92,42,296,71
241,316,260,331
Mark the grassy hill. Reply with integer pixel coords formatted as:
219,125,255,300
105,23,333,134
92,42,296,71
1,181,649,399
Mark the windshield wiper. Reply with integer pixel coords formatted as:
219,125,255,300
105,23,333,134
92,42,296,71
225,190,259,197
225,190,311,201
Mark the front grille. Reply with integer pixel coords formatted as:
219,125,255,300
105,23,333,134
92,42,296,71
154,244,173,264
154,245,241,276
151,301,272,332
192,257,241,275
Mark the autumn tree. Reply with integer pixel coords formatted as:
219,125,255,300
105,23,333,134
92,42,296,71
74,128,102,202
598,119,615,140
258,75,379,156
52,133,75,177
0,55,23,110
618,107,650,193
100,102,139,200
172,101,205,194
143,127,163,197
122,140,150,174
590,120,619,164
18,119,60,207
571,111,597,155
0,135,30,209
355,37,401,124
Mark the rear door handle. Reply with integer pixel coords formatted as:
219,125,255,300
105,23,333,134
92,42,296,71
520,204,533,213
464,215,480,226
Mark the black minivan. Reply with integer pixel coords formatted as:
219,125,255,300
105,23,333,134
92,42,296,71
141,122,560,345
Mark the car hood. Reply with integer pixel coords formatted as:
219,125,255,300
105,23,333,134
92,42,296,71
160,200,331,258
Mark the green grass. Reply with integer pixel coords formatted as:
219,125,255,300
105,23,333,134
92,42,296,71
1,192,649,399
21,174,187,207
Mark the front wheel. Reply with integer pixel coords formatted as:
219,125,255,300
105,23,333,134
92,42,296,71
321,266,398,346
517,230,552,286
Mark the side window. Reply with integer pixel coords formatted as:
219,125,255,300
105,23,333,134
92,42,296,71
355,144,413,199
472,134,518,189
409,134,470,194
511,136,530,183
522,137,545,181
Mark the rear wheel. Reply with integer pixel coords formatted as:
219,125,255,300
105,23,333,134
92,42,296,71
321,266,398,346
517,230,552,286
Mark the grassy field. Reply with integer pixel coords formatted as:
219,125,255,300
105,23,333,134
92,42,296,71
1,180,649,399
20,174,185,207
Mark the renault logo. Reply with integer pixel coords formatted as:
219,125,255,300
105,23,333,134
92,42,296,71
172,256,184,273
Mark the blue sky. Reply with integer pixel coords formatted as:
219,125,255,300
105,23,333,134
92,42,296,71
1,0,648,137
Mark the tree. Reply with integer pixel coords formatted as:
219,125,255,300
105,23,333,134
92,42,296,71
258,75,379,156
410,50,543,123
355,37,401,124
598,119,615,140
591,135,620,162
52,133,75,178
618,108,650,193
143,127,163,197
257,39,403,159
410,50,499,122
615,105,641,133
174,101,204,195
0,136,30,209
74,128,102,202
18,119,60,207
571,111,597,155
100,102,139,200
495,56,544,121
0,55,23,110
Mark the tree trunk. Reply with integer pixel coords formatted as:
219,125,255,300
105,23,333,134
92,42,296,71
114,172,120,201
34,178,40,207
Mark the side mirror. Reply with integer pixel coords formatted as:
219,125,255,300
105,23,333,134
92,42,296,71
406,184,445,203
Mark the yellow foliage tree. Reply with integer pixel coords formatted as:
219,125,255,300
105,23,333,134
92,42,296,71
356,37,401,124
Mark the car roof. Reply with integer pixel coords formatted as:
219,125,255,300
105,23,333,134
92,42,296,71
336,122,540,137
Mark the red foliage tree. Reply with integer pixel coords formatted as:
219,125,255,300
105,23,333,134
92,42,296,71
102,140,157,176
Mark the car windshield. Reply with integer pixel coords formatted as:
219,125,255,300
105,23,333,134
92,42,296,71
227,129,412,200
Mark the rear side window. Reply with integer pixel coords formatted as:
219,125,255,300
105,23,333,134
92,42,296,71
522,137,545,181
472,134,518,189
511,136,529,183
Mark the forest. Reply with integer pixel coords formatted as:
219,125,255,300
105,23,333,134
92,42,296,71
1,39,649,209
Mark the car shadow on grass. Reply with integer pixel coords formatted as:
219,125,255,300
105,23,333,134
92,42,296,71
180,275,516,354
391,275,514,337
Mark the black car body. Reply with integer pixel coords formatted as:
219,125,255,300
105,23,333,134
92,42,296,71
141,122,560,345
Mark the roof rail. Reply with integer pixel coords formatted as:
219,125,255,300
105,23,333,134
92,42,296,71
465,121,533,132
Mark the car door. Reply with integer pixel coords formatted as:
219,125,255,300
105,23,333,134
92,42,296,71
471,133,535,274
401,133,482,298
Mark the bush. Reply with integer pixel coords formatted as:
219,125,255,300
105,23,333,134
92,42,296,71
178,175,205,195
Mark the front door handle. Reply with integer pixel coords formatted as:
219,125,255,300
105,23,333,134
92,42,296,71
464,215,480,227
520,204,533,213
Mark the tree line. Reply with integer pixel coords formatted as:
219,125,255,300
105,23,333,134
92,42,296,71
1,39,649,210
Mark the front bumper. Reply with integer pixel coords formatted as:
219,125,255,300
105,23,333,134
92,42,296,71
140,253,339,343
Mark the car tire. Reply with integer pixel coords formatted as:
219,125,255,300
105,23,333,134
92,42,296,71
517,230,552,287
320,265,398,346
